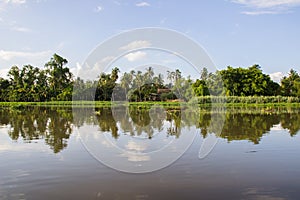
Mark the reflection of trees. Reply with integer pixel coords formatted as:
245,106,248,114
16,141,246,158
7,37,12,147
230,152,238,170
94,106,183,139
280,113,300,136
1,106,300,152
0,107,73,153
166,109,181,138
149,107,165,132
129,107,151,127
46,110,72,153
197,108,300,144
113,106,134,136
95,108,119,139
72,107,98,127
197,112,211,138
220,113,280,144
6,108,47,141
129,107,154,139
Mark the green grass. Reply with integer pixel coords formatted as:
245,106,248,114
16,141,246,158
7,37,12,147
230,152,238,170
196,96,300,104
0,96,300,109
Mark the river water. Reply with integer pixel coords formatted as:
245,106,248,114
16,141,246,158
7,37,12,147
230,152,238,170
0,106,299,199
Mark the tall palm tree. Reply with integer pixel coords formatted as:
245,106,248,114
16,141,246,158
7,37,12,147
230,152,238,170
145,66,154,83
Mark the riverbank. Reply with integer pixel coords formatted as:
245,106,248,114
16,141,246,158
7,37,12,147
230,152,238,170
0,95,300,109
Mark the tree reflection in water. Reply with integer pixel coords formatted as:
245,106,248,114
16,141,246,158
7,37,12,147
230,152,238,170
0,106,299,153
0,107,73,153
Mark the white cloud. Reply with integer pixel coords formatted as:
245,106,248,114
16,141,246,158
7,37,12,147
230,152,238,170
0,67,9,78
76,62,82,70
0,18,32,33
3,0,26,4
100,56,115,63
126,140,147,152
0,50,51,61
119,40,151,51
11,26,32,33
270,123,285,131
121,153,150,162
124,51,146,62
113,1,121,6
69,62,82,78
232,0,300,8
101,139,114,148
135,2,150,7
35,0,47,3
0,141,51,153
241,10,280,15
0,130,52,153
77,56,116,80
95,5,103,12
92,56,115,72
0,0,25,13
232,0,300,14
93,56,115,71
270,72,284,82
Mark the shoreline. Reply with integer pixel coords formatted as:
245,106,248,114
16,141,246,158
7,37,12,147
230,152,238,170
0,100,300,108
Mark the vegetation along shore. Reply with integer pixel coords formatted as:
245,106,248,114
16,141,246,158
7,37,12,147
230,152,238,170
0,53,299,106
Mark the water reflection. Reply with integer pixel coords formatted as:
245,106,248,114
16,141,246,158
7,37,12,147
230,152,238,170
0,107,73,153
0,106,299,153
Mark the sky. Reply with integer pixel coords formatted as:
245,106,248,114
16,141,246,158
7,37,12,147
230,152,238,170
0,0,300,82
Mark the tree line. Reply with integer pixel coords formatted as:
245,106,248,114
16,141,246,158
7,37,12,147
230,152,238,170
0,54,73,102
0,54,299,102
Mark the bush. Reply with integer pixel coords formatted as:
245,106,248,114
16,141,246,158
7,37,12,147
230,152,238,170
195,96,300,104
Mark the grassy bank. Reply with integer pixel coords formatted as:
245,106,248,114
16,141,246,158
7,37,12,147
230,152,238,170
0,96,300,108
0,101,183,109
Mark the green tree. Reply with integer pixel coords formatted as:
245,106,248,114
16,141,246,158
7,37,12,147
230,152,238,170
220,65,279,96
20,65,40,101
45,54,73,100
96,67,120,101
120,72,133,100
0,77,10,101
192,79,209,96
7,66,23,101
145,66,154,83
35,69,49,101
281,69,300,97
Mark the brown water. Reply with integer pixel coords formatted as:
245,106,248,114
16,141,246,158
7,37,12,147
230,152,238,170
0,106,300,200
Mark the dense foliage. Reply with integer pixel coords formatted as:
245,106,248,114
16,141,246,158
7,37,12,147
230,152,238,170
0,54,300,102
0,54,73,102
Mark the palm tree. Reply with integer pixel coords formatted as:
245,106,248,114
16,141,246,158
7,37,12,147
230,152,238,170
120,72,133,100
145,66,154,83
174,69,182,83
153,73,164,88
136,71,144,101
167,70,175,86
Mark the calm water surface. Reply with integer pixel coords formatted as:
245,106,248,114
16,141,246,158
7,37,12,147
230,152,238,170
0,106,300,200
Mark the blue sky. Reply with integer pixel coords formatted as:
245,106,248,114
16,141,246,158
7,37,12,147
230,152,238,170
0,0,300,82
